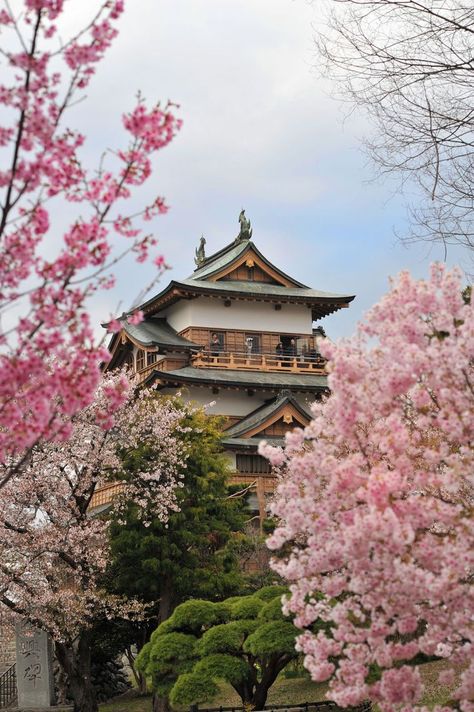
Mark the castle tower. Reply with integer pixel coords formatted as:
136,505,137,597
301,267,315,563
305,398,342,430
99,212,355,521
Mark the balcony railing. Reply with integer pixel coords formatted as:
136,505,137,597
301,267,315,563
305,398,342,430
134,359,166,384
191,350,326,375
0,664,17,709
89,481,125,510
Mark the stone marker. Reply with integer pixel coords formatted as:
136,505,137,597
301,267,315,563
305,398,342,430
15,621,55,709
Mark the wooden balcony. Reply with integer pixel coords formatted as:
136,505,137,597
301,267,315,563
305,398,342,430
191,350,326,375
89,481,125,510
135,360,165,384
89,473,276,517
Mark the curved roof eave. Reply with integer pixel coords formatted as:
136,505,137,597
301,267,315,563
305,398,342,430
139,279,354,316
144,366,329,392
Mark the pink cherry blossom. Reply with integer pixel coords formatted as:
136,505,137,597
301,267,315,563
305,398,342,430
0,370,190,639
0,1,181,492
127,310,144,325
262,266,474,712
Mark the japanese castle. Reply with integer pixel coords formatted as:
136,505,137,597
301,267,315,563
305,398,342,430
98,211,355,520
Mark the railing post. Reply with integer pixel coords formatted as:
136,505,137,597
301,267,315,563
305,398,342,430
0,663,17,709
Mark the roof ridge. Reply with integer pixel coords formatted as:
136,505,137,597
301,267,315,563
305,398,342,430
190,240,249,280
195,239,242,268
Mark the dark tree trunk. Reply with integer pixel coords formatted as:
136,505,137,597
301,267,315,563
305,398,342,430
152,692,170,712
234,670,261,709
252,684,269,711
125,646,147,695
251,655,293,710
159,575,174,622
55,632,98,712
152,577,175,712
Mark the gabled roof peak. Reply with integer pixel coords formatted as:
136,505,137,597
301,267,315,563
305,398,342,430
193,210,253,272
190,238,309,288
191,238,249,278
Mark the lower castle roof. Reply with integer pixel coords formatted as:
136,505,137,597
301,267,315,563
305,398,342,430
122,318,198,350
146,366,328,392
224,391,313,438
221,436,284,451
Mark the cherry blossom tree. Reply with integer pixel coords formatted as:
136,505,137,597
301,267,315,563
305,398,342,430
313,1,474,253
0,0,181,490
0,371,189,712
261,265,474,712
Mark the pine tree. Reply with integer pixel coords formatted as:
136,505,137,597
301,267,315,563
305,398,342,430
107,401,248,704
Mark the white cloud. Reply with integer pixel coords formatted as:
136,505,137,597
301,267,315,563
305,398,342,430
8,0,467,340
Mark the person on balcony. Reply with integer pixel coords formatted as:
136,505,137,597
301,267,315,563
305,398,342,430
210,333,223,356
285,338,297,358
275,342,284,358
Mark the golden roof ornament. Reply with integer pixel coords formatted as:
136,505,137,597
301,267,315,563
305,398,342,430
194,235,206,267
235,209,252,243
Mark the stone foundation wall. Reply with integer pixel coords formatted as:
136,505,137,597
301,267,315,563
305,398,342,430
0,627,16,674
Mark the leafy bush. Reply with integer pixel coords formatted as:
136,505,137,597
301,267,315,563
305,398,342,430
138,587,303,709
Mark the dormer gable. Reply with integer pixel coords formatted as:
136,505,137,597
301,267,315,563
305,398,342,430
224,391,312,440
213,246,291,286
192,241,307,289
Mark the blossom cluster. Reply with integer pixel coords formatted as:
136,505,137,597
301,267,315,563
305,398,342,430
261,266,474,711
0,371,190,641
0,0,180,488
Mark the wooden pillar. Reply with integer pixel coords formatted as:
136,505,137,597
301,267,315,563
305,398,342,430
256,477,266,531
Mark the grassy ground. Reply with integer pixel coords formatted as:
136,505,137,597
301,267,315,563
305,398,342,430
99,659,460,712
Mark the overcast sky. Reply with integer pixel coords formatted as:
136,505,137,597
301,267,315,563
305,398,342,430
61,0,467,341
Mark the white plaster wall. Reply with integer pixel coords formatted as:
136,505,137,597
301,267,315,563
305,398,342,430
160,384,319,415
162,297,312,334
159,385,266,416
162,301,194,333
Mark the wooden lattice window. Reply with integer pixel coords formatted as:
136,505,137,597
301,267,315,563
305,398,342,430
136,349,146,371
236,454,271,475
147,351,158,365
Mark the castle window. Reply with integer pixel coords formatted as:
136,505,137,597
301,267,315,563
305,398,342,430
136,349,145,371
147,351,158,366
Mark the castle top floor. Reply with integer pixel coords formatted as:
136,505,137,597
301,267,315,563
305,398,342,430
105,211,355,377
140,211,353,324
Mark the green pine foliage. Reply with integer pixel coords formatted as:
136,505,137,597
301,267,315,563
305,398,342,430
105,399,250,700
108,400,248,614
136,586,301,709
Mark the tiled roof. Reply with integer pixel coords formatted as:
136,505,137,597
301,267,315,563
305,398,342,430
175,278,352,301
190,241,249,280
190,240,308,288
221,436,284,450
148,366,328,391
122,318,197,349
